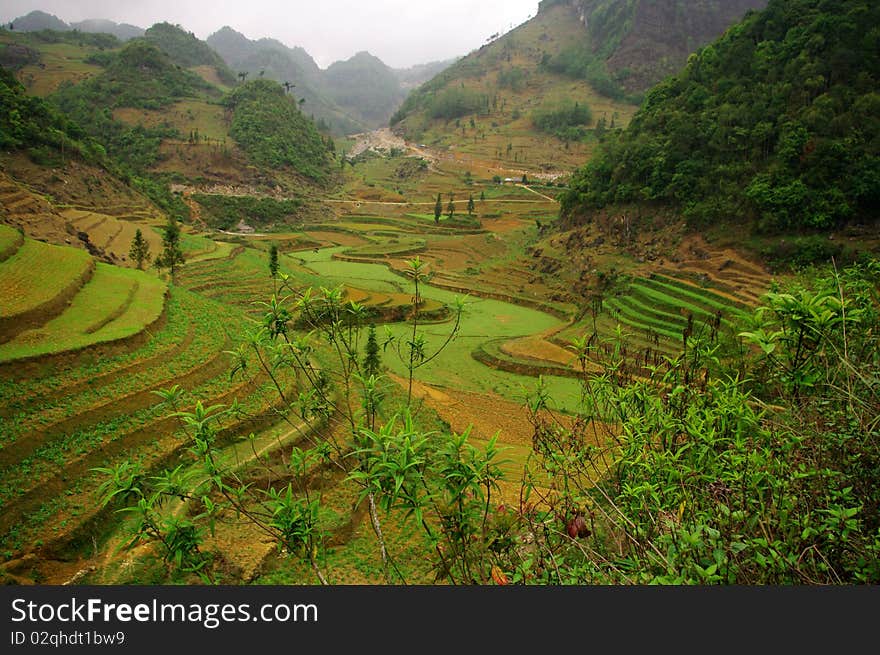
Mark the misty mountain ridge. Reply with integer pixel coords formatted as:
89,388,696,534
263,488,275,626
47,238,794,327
9,10,145,41
206,25,454,133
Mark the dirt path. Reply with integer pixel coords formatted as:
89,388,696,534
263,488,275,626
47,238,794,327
515,184,556,202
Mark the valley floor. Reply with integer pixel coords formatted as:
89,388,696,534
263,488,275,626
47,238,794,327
0,129,786,585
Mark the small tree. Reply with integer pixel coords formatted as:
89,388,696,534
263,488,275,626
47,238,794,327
156,216,185,281
467,194,475,216
268,243,279,279
129,228,151,270
268,243,280,292
447,196,455,219
362,323,381,378
434,193,442,224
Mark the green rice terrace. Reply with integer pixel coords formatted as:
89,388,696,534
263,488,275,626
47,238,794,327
2,0,879,587
0,169,782,585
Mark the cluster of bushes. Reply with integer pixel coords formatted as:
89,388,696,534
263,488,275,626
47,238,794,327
0,67,104,162
192,193,303,230
531,100,592,142
541,45,629,101
424,87,488,121
497,67,528,92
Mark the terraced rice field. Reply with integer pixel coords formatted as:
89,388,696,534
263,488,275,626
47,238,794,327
601,273,750,346
61,209,164,264
292,245,583,406
0,224,24,262
0,237,95,343
0,171,772,584
0,286,294,557
0,263,167,362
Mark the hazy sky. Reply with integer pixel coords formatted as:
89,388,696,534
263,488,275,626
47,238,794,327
1,0,540,68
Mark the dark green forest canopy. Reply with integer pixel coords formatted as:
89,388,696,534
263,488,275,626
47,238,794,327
560,0,880,233
224,79,332,183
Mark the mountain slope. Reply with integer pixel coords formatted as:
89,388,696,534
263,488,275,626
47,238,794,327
70,19,145,41
560,0,880,234
224,79,333,183
323,51,407,126
10,10,69,32
391,2,639,172
393,58,458,91
207,26,364,135
144,22,236,87
391,0,770,173
539,0,768,94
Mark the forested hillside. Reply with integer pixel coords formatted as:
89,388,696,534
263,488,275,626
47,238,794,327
560,0,880,235
143,22,237,87
224,79,333,183
538,0,767,94
207,26,365,135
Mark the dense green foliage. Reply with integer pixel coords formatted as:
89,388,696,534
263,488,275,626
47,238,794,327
1,26,120,51
56,39,216,111
192,193,304,230
424,87,489,121
143,22,237,86
531,99,593,141
561,0,880,233
224,79,332,182
518,260,880,583
0,66,106,163
541,42,630,101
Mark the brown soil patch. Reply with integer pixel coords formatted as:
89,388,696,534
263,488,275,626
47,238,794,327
501,333,576,367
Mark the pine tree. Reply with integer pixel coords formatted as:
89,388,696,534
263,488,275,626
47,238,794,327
434,193,443,224
467,194,475,216
363,324,381,378
268,244,279,280
447,196,455,219
129,228,151,270
156,216,185,281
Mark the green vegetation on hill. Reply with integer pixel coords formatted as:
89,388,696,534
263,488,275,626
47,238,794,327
192,194,304,230
206,26,365,135
537,0,767,94
143,22,236,86
532,98,593,141
0,67,107,165
45,39,228,216
62,39,218,110
224,79,333,182
1,27,121,52
561,0,880,234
